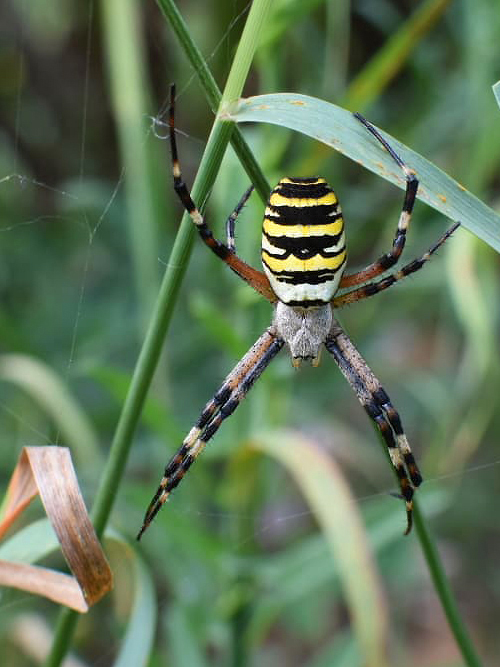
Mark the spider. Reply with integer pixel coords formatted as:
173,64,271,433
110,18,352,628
137,85,460,540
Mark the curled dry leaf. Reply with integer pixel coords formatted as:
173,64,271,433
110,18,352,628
0,446,113,612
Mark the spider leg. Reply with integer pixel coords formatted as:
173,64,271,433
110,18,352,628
137,327,284,539
226,185,254,252
333,222,459,308
168,84,276,302
340,114,419,288
325,320,420,534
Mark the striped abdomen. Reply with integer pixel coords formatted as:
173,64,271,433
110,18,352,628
261,177,347,307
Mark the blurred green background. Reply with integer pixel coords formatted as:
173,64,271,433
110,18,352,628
1,0,499,665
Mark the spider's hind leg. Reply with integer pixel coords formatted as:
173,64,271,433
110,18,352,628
372,386,422,488
137,327,284,540
325,320,421,534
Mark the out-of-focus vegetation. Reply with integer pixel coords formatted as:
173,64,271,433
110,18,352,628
1,0,499,665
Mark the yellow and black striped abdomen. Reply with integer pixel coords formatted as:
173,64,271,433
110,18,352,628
261,177,347,306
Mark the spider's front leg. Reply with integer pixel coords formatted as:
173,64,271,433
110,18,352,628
167,84,276,303
340,114,419,289
325,319,422,534
137,327,284,540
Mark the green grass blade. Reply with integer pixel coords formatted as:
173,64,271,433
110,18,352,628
44,1,274,665
225,93,500,252
90,0,274,544
156,0,271,202
252,430,387,667
220,0,273,103
493,80,500,110
108,534,157,667
0,354,101,469
0,518,58,563
413,503,483,667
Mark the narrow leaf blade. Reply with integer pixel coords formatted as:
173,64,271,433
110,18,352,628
224,93,500,252
251,430,387,667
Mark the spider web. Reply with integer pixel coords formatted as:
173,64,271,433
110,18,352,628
1,1,499,665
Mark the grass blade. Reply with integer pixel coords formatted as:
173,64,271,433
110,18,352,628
252,430,387,667
493,80,500,110
413,502,483,667
156,0,271,202
0,354,101,469
107,533,157,667
225,93,500,252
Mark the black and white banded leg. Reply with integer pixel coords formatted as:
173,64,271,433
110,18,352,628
137,327,284,539
334,221,460,308
226,185,254,252
168,84,276,302
325,320,422,533
340,114,419,288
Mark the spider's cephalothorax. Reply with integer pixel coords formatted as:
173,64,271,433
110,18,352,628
137,85,460,540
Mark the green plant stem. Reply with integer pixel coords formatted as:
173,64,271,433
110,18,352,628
156,0,271,202
90,124,236,539
43,119,231,667
413,501,483,667
44,1,273,665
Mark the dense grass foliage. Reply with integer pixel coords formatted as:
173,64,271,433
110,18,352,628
1,1,499,665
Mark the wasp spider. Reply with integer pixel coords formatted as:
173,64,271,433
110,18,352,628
137,85,460,540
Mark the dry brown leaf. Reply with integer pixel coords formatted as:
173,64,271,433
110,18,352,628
0,446,113,612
